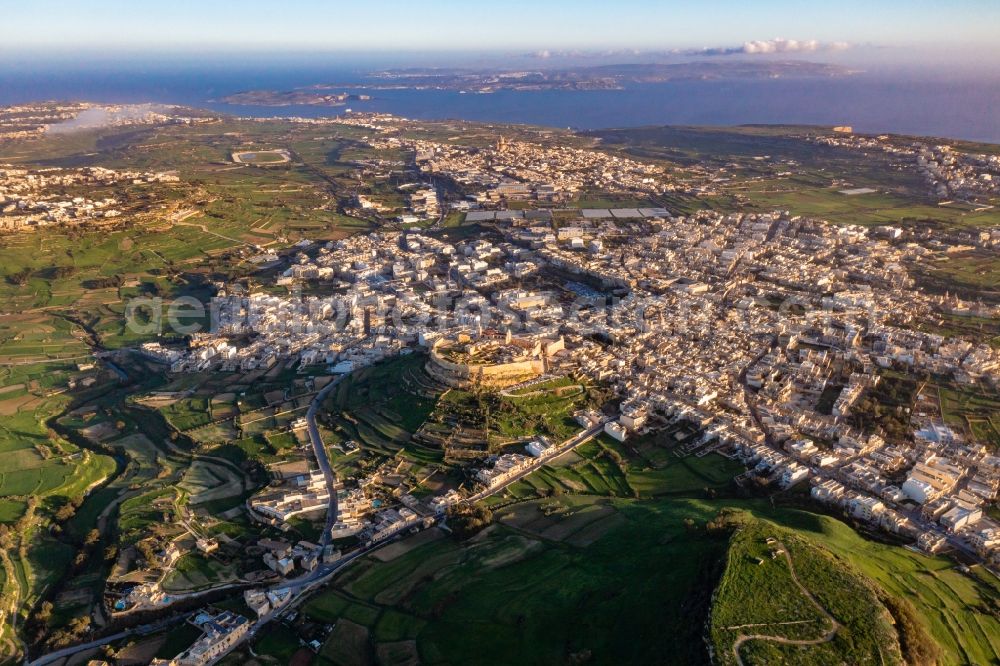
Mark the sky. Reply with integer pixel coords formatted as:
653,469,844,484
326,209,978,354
3,0,999,56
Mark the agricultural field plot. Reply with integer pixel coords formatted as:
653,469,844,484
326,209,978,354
327,354,440,429
495,496,627,546
315,619,372,666
0,498,26,524
250,622,307,663
16,531,75,611
515,441,632,498
735,182,1000,228
589,124,1000,230
911,311,1000,348
103,432,171,483
922,250,1000,297
937,383,1000,449
0,366,118,504
159,396,212,431
186,420,239,444
209,393,239,419
0,313,90,363
625,450,746,497
0,119,377,361
117,487,184,545
161,553,240,593
419,375,596,460
203,434,286,465
179,460,246,505
0,225,209,324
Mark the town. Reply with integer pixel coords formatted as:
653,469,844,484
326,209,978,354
141,186,1000,565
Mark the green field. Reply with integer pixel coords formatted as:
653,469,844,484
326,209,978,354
492,380,589,442
161,553,239,592
0,359,119,651
785,517,1000,665
306,499,729,665
252,622,304,661
733,182,1000,228
321,353,446,472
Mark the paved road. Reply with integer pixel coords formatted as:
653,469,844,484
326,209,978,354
27,616,183,666
28,631,130,666
306,375,344,548
197,527,420,666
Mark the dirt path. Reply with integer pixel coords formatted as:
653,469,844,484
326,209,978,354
731,540,841,666
172,219,247,245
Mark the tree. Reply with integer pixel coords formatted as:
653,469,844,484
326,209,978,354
33,601,53,624
68,615,91,636
446,503,493,540
84,529,100,546
5,267,32,286
136,539,158,564
54,502,77,522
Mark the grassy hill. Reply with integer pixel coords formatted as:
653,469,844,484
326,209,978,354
709,517,911,666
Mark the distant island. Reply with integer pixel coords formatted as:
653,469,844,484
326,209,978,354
361,60,854,92
217,90,372,106
218,61,854,105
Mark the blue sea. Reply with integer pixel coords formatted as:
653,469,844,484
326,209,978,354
2,58,998,143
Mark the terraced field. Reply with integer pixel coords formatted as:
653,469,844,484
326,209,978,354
485,431,745,507
162,552,240,593
0,357,119,651
321,354,446,472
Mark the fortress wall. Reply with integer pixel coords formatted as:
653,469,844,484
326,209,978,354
426,341,544,388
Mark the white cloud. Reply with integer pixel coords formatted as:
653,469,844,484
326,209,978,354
694,39,851,56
